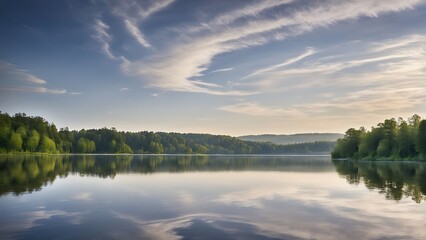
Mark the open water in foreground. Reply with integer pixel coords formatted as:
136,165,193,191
0,154,425,239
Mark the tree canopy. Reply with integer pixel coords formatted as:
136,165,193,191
0,111,334,154
332,115,426,160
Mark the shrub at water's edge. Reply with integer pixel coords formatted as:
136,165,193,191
331,115,426,161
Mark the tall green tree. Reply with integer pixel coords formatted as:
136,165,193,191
333,116,424,160
397,120,416,158
16,126,27,140
7,132,23,151
417,120,426,157
331,128,364,158
149,142,164,154
0,125,11,149
77,137,87,153
86,139,96,153
38,135,57,153
25,130,40,152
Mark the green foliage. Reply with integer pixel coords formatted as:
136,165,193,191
417,120,426,156
149,142,164,154
116,142,132,153
110,139,117,152
332,115,425,160
38,135,57,153
77,137,96,153
377,139,391,157
333,160,426,203
7,133,23,151
59,128,74,153
331,128,364,159
0,155,335,196
25,130,40,152
0,126,11,147
16,126,27,140
77,138,87,153
195,145,208,154
0,111,336,154
86,139,96,153
396,120,416,158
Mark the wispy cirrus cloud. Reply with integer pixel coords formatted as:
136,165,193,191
124,19,151,48
246,34,426,91
187,0,294,33
219,102,305,118
220,33,426,121
104,0,425,95
209,67,234,74
297,87,426,116
0,61,77,95
111,0,176,20
90,0,426,97
242,47,316,80
0,61,46,84
110,0,176,48
1,86,67,94
92,19,116,59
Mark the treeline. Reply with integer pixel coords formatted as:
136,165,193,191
0,112,334,154
332,115,426,160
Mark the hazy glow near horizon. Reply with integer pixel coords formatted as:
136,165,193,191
1,0,425,135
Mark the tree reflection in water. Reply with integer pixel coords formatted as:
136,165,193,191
0,154,332,196
333,160,426,203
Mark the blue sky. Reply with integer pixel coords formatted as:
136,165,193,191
1,0,425,135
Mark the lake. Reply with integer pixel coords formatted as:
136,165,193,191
1,155,425,239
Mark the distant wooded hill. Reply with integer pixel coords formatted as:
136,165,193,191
238,133,343,145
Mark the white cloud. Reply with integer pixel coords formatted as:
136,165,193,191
72,192,93,201
0,61,77,95
298,87,426,117
109,0,175,49
92,19,116,59
141,0,175,19
246,34,426,91
112,0,176,20
219,102,305,118
0,61,46,84
209,67,234,74
121,0,425,94
188,0,294,32
242,47,316,79
24,75,46,84
97,0,425,95
120,87,130,92
372,34,426,52
217,33,426,124
124,20,151,48
2,86,67,94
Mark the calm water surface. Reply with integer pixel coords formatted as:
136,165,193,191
0,155,425,239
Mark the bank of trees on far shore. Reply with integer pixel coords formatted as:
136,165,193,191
0,112,334,154
332,115,426,160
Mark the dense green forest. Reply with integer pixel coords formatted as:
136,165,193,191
0,112,334,154
332,115,426,160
